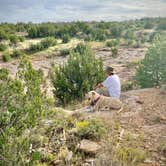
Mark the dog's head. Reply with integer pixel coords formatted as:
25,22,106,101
85,91,100,105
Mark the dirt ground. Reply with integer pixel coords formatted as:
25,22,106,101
84,88,166,166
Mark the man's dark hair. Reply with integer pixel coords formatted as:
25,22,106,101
105,66,114,74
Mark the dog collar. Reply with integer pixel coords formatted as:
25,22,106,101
90,96,101,106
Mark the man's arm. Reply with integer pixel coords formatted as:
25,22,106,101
94,83,103,90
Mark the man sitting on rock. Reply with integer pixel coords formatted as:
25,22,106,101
94,66,121,99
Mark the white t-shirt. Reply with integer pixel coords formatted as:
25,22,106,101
102,74,121,98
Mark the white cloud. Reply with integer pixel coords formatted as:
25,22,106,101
0,0,165,22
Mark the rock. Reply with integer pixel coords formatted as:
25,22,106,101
144,158,153,164
77,139,101,154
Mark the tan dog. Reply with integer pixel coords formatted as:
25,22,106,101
87,91,123,112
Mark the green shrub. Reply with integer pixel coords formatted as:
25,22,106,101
2,52,11,62
122,81,137,91
135,36,166,88
29,43,44,53
9,35,19,45
0,68,9,80
76,118,106,140
0,57,52,165
40,37,57,48
115,146,146,165
62,34,70,43
110,24,123,38
0,43,7,51
18,36,25,42
60,48,70,56
111,47,118,58
157,20,166,30
29,37,57,53
106,40,119,58
12,49,24,58
106,39,119,47
51,44,104,104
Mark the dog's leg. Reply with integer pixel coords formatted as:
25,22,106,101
117,106,123,114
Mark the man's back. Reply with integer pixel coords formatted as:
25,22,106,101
102,74,121,98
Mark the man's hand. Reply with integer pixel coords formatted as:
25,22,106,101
93,83,103,90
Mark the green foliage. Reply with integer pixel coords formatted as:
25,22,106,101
135,36,166,88
62,34,70,43
0,29,8,40
2,52,11,62
111,47,118,58
106,39,119,47
51,44,104,104
0,43,7,51
18,36,25,42
60,48,70,56
40,37,57,48
115,146,146,165
110,24,123,38
9,35,19,45
12,49,24,58
106,40,119,57
121,81,137,91
29,37,57,53
0,57,52,165
0,68,9,80
157,19,166,30
76,118,106,140
144,21,155,29
73,43,90,55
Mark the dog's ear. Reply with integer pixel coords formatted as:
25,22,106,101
92,91,96,95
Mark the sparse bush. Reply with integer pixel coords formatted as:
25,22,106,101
51,44,104,104
122,81,137,91
2,52,11,62
9,35,19,45
106,40,119,58
62,34,70,43
158,141,166,155
0,57,52,165
106,39,119,48
40,37,57,48
0,43,7,51
73,43,90,55
60,48,70,56
12,49,24,58
29,37,57,53
135,36,166,88
0,68,9,80
0,29,8,41
29,43,44,53
76,118,106,140
111,47,118,58
110,24,123,38
144,21,155,29
157,20,166,30
115,146,146,165
18,36,25,42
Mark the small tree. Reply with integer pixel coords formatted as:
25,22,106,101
106,39,119,58
51,44,104,105
9,35,19,46
135,36,166,88
0,57,52,165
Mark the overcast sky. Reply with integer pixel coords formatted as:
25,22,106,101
0,0,166,23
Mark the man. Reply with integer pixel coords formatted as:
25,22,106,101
94,66,121,99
